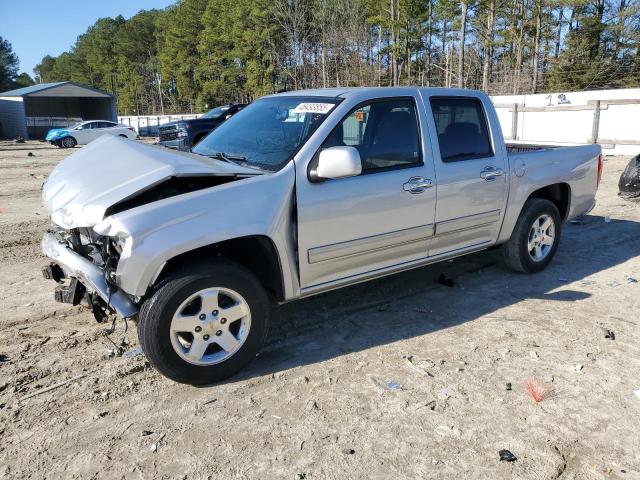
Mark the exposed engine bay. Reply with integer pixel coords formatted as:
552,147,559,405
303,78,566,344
104,174,250,217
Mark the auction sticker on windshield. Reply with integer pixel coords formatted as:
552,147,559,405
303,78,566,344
292,103,336,114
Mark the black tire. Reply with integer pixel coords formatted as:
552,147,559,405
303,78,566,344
502,198,562,273
138,261,270,385
61,136,77,148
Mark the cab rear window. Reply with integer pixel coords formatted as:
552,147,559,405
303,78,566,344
430,98,493,162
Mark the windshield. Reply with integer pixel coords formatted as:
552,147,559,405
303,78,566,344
192,96,341,171
201,106,231,119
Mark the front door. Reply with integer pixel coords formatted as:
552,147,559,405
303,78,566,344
72,121,99,144
296,96,437,289
426,96,508,256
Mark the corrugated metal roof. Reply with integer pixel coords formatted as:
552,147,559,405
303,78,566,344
0,82,113,98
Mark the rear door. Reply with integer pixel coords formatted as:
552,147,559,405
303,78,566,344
425,95,508,256
296,95,437,288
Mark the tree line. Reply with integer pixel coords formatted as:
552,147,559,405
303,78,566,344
24,0,640,115
0,37,36,91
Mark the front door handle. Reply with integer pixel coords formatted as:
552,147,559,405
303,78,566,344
480,166,504,180
403,176,433,194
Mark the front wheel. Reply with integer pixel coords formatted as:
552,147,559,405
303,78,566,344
60,136,77,148
502,198,562,273
138,262,270,385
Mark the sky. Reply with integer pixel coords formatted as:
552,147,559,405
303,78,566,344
0,0,176,77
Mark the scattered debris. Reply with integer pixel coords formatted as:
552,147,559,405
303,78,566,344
19,372,91,402
601,327,615,340
558,277,569,283
342,448,355,455
141,430,154,436
150,443,157,453
604,216,612,223
435,425,461,437
499,449,517,462
385,380,402,391
506,382,512,391
202,398,218,406
569,217,584,225
633,390,640,399
295,473,307,480
525,378,555,403
403,354,435,377
124,347,144,357
529,350,539,359
627,277,638,284
0,353,8,363
14,136,25,143
27,152,34,157
437,273,455,287
575,363,583,373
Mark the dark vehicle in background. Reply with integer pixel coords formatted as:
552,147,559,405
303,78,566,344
158,104,246,150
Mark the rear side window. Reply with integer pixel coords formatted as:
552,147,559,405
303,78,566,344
323,98,421,173
430,98,493,162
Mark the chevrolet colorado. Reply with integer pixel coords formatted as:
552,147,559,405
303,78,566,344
41,87,603,384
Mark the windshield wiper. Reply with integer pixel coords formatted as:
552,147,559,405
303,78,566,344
209,151,247,163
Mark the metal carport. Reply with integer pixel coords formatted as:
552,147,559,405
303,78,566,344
0,82,116,140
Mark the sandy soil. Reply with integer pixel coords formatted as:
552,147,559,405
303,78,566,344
0,140,639,480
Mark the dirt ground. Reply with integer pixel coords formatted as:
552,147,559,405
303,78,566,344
0,140,639,480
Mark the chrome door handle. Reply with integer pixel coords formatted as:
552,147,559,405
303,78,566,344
480,166,504,180
403,176,433,194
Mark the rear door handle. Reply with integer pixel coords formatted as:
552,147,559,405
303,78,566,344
403,176,433,194
480,166,504,180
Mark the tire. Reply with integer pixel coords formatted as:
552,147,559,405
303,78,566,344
61,136,77,148
138,261,270,385
502,198,562,273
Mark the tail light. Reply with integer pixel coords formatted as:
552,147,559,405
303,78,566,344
596,153,603,190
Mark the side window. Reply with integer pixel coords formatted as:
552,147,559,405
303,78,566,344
430,97,493,162
323,99,421,173
100,122,116,128
78,122,93,130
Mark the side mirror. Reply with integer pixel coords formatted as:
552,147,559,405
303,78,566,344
311,146,362,182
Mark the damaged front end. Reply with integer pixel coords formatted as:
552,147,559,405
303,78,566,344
41,227,138,322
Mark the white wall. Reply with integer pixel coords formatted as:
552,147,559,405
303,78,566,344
118,114,202,136
492,88,640,155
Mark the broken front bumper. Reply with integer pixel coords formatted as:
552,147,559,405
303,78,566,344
41,232,138,318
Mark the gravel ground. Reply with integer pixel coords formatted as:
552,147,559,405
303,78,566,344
0,140,639,480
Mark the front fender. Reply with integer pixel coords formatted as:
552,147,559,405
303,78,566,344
94,163,299,299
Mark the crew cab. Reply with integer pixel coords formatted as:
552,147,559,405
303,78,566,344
40,87,602,384
157,104,245,150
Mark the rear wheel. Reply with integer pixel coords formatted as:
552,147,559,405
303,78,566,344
502,198,561,273
138,262,270,385
61,136,77,148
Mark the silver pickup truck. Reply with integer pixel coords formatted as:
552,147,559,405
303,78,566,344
41,87,603,384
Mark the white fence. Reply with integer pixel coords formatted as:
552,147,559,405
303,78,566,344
493,88,640,155
118,114,202,136
120,88,640,155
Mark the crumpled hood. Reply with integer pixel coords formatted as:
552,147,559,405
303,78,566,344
42,135,258,228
